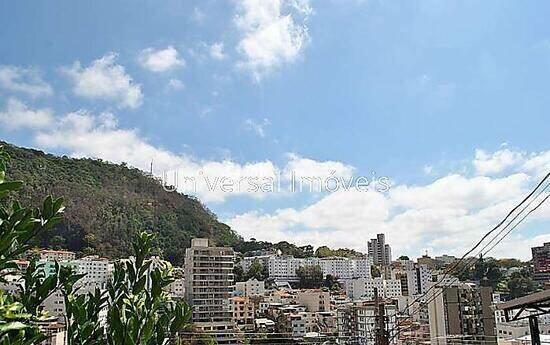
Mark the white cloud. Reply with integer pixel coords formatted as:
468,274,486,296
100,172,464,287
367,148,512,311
283,153,355,181
209,42,227,60
167,78,185,90
0,98,54,130
473,147,550,178
243,117,270,137
23,111,550,259
389,173,529,210
138,46,185,72
474,148,524,175
227,148,550,259
0,66,53,97
63,53,143,109
520,151,550,178
234,0,312,80
34,111,281,203
31,109,369,204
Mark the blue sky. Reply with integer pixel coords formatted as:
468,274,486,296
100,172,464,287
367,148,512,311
0,0,549,259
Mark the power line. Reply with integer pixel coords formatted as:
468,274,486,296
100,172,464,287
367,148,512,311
389,181,550,342
391,191,549,342
399,172,550,317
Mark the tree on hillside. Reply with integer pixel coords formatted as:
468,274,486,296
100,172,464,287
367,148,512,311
324,274,340,291
473,257,503,289
398,255,410,260
371,265,381,278
0,146,192,344
497,258,525,269
246,259,267,281
315,246,333,258
507,272,538,299
315,246,363,258
2,142,241,266
296,265,324,289
234,264,245,282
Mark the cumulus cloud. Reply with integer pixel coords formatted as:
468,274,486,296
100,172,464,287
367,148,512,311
0,98,54,130
63,53,143,109
283,153,355,181
234,0,312,80
473,147,550,178
22,107,550,258
138,46,185,72
0,65,53,97
227,149,550,260
474,148,524,175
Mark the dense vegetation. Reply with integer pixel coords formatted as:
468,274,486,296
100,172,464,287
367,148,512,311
0,145,192,344
1,142,241,266
235,239,364,259
455,256,539,299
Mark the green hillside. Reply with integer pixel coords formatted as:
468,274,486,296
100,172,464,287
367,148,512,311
1,141,241,266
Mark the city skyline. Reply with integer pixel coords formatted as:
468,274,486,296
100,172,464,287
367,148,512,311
1,1,549,259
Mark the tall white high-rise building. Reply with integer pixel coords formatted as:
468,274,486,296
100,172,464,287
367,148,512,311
184,238,235,343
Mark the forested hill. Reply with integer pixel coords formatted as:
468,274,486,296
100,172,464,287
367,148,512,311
1,141,241,266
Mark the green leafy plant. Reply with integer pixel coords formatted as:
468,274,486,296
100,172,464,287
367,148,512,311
0,146,64,344
0,146,193,344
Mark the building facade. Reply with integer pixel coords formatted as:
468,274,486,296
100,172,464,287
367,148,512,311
367,233,392,266
343,277,402,300
427,282,496,345
296,289,331,312
532,242,550,284
184,238,235,341
235,278,265,297
337,300,397,345
38,249,76,262
262,255,372,283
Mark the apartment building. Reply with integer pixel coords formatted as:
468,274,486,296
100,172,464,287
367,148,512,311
277,312,307,337
343,277,402,300
73,255,111,292
267,255,315,282
184,238,235,341
264,255,372,283
42,290,66,316
241,255,271,272
367,233,392,266
337,300,397,345
392,263,431,297
427,282,496,345
38,249,76,262
169,277,185,298
235,278,265,297
319,256,372,280
230,296,255,330
36,317,66,345
296,289,331,312
532,242,550,284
